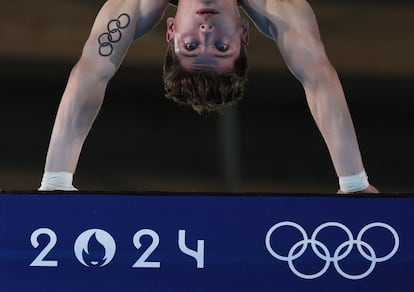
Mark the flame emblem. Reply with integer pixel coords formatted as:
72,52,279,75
74,229,116,267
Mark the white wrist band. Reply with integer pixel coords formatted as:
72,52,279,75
339,171,370,193
38,172,78,191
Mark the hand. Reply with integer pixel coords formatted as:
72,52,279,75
337,185,380,195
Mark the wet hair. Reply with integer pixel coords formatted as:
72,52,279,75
163,41,248,113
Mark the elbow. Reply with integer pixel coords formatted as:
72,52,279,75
76,45,118,82
299,56,339,90
288,35,338,87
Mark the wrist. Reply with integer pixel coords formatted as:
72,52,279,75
339,171,370,193
39,172,78,191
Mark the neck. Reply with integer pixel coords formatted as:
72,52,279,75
177,0,239,8
176,0,240,16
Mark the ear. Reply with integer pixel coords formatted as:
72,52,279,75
166,17,175,42
241,19,249,46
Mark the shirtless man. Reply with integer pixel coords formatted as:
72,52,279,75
39,0,378,194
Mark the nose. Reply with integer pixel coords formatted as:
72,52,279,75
200,23,214,32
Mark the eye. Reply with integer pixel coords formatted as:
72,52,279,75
215,43,229,52
184,42,198,51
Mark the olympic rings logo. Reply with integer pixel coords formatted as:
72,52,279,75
265,221,399,280
98,13,131,57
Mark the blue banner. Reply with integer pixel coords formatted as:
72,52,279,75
0,193,413,291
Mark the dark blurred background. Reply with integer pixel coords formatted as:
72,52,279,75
0,0,413,193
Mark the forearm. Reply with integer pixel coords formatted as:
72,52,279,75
45,62,108,173
303,64,365,177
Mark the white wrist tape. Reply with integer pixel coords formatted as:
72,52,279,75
38,172,78,191
339,171,370,193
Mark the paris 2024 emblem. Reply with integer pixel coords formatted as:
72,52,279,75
74,229,116,267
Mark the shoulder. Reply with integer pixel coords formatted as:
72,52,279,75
240,0,274,39
133,0,171,39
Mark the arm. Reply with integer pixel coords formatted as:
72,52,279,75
40,0,170,190
242,0,377,193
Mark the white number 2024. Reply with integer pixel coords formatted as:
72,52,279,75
29,228,204,268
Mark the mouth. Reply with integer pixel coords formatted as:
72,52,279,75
196,8,219,16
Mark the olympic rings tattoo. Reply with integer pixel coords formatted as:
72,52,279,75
265,221,399,280
98,13,131,57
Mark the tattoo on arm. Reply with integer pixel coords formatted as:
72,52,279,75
98,13,131,57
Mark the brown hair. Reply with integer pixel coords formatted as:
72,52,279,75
163,41,248,113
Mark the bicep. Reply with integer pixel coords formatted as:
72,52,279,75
245,0,329,82
267,0,329,82
80,0,169,77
